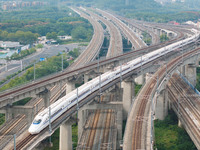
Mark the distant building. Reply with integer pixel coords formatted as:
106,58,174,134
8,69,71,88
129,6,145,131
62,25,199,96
185,21,197,26
0,41,21,49
168,21,180,25
21,44,30,51
155,0,185,4
1,1,45,11
197,22,200,29
58,36,72,40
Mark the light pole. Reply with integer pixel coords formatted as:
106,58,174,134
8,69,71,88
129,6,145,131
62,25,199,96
21,60,23,71
76,88,79,110
14,134,16,150
62,53,63,71
49,106,52,133
98,53,102,102
34,63,36,80
120,61,122,89
5,60,7,71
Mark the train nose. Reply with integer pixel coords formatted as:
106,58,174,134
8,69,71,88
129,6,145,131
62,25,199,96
28,125,38,134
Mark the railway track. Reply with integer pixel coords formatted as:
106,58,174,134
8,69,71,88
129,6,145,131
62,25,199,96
77,94,116,150
0,23,184,102
167,74,200,148
96,9,146,50
86,110,101,149
0,9,190,150
85,9,123,58
0,84,66,150
70,8,104,69
14,133,36,150
123,45,200,149
0,8,105,149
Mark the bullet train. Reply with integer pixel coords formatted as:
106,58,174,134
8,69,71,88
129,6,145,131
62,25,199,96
28,29,199,134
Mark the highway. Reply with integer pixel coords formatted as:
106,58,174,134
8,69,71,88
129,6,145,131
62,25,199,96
0,44,81,81
167,73,200,149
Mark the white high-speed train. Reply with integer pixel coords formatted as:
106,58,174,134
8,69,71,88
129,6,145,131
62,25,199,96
28,29,199,134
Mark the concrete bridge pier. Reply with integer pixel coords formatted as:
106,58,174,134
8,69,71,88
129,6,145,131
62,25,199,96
178,119,183,128
59,120,75,150
135,74,145,85
59,80,79,150
185,64,197,86
0,105,34,125
155,89,168,120
0,107,12,122
84,71,99,83
116,109,123,143
167,32,174,39
157,29,161,36
122,77,135,119
127,39,130,46
78,106,88,139
66,81,75,93
179,65,186,76
84,73,90,83
37,88,51,108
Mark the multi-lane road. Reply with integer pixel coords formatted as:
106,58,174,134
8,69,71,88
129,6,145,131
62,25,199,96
0,44,83,81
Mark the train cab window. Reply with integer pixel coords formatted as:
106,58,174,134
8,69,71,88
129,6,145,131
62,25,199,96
33,119,42,124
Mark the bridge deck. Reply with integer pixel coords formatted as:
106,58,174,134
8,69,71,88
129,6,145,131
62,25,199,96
167,73,200,149
77,94,117,150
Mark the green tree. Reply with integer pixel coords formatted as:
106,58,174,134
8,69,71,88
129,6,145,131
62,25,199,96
36,44,43,48
46,32,58,40
160,34,169,43
71,26,88,40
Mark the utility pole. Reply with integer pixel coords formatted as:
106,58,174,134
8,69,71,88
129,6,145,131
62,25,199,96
62,53,63,71
21,60,23,71
34,63,36,80
76,88,79,110
14,134,16,150
120,62,122,89
5,60,7,71
98,53,102,103
49,106,52,133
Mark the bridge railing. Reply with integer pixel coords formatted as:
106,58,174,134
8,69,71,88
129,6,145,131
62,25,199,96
177,71,200,96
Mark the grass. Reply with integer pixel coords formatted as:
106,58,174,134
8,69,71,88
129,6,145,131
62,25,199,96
78,43,89,46
135,84,142,95
0,114,5,126
154,110,197,150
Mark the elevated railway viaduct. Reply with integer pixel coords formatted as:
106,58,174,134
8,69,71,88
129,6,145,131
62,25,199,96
0,8,197,150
